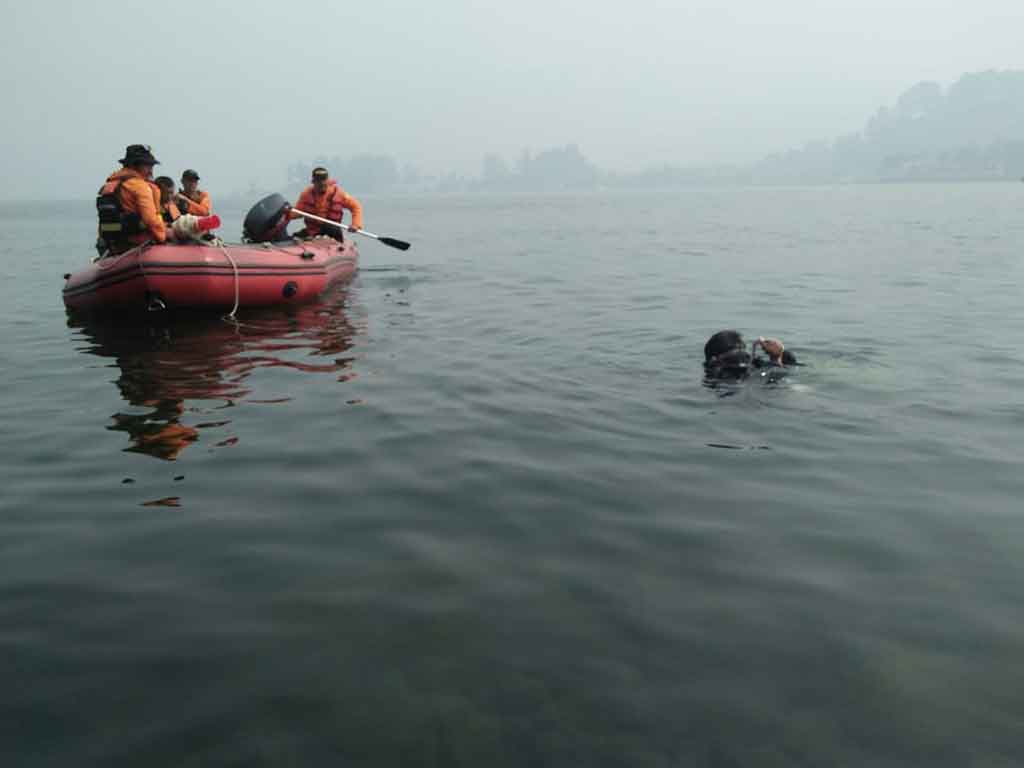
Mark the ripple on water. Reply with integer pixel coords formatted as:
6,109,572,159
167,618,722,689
4,190,1024,764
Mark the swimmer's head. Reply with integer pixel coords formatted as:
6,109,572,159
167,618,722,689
704,330,752,379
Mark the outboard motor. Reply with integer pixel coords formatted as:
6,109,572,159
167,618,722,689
243,193,290,242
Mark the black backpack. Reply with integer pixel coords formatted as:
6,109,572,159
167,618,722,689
96,179,143,248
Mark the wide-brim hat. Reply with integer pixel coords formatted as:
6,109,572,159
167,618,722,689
119,144,160,166
181,169,200,181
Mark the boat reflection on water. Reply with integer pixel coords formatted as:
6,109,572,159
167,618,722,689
68,285,361,461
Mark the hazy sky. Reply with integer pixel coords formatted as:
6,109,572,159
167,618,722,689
1,0,1020,199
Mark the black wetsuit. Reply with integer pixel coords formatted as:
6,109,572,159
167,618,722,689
703,330,798,382
705,349,798,381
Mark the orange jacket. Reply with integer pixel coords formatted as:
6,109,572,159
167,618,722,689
177,189,211,216
289,180,363,234
103,168,166,243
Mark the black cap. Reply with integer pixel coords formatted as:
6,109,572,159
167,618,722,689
312,167,329,180
181,169,200,181
119,144,159,166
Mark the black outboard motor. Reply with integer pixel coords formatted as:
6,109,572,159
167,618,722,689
243,193,290,242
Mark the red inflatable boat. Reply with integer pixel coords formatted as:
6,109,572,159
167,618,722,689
62,237,358,312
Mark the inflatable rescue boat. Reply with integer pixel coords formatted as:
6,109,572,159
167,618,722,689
63,194,358,312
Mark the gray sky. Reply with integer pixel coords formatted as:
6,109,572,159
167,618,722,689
1,0,1020,200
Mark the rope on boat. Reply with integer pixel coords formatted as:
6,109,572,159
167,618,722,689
217,239,240,319
134,242,160,310
213,236,325,325
265,237,306,257
94,240,149,263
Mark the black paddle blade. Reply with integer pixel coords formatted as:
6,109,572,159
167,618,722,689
379,236,411,251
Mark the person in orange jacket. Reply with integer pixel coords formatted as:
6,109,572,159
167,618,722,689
154,177,182,224
287,166,363,240
175,169,212,216
158,175,224,242
96,144,166,253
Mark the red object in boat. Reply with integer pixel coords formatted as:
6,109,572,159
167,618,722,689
62,238,358,312
196,214,221,232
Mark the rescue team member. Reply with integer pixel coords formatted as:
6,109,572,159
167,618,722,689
703,330,798,381
286,167,363,240
176,169,212,216
154,177,181,224
96,144,166,254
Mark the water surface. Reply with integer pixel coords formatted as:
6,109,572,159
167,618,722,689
2,185,1024,766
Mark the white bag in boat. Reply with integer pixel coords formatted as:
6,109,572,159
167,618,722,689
172,214,220,241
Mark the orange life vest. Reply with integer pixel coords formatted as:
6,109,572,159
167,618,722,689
97,169,166,250
292,180,363,235
178,189,211,216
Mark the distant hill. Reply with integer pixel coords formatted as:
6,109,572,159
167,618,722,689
278,70,1024,194
751,70,1024,182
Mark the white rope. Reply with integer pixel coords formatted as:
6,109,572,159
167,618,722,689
217,239,240,319
94,239,148,263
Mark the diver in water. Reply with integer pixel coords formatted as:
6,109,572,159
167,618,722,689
704,329,752,380
703,330,798,381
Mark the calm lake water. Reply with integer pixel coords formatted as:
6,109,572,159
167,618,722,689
2,185,1024,766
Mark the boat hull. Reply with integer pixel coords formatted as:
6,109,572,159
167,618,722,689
62,239,358,312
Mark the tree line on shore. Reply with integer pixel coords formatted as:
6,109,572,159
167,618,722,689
283,70,1024,194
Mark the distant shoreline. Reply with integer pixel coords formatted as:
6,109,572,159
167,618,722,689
2,178,1022,208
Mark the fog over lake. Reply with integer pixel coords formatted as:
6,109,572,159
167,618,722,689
2,0,1021,200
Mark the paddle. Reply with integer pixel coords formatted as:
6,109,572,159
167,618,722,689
291,207,411,251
